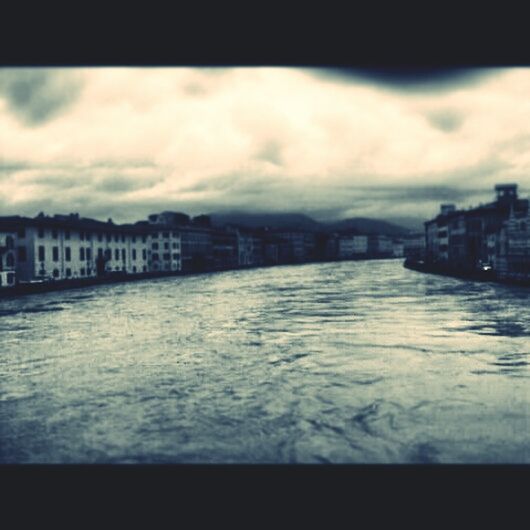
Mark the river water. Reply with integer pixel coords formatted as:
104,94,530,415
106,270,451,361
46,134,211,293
1,259,530,463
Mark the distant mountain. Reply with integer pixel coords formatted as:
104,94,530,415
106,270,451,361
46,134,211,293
324,217,412,236
210,212,321,231
210,211,412,236
382,216,426,233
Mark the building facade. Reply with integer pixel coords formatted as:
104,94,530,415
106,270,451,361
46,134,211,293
0,228,17,287
0,214,151,282
424,184,529,273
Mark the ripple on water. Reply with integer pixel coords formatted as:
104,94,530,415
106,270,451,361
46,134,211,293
1,260,530,463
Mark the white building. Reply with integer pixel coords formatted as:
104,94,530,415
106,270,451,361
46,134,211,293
0,229,17,288
147,228,182,272
0,214,151,282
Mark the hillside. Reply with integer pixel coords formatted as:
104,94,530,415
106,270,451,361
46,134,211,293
324,217,412,236
210,212,321,231
210,211,412,236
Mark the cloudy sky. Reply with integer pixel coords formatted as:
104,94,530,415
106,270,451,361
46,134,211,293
1,67,530,225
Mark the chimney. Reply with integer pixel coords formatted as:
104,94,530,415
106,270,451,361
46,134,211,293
440,204,456,216
495,183,518,204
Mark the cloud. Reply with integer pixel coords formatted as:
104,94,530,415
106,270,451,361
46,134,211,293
426,109,465,132
309,67,494,93
1,67,530,226
0,69,83,126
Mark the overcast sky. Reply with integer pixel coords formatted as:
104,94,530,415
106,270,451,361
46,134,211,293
1,67,529,224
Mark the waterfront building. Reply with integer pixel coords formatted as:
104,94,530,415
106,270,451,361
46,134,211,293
145,212,211,272
0,226,17,287
403,233,426,260
230,227,264,267
145,227,182,273
274,230,316,263
211,229,238,270
338,234,369,258
392,239,405,258
323,233,339,261
367,234,393,257
425,184,529,271
497,208,530,281
0,213,150,282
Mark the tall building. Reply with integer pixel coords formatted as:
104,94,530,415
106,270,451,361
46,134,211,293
425,184,529,271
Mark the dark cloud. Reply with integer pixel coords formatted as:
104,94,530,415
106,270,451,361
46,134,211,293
310,67,494,93
0,69,83,126
96,174,163,193
426,109,465,132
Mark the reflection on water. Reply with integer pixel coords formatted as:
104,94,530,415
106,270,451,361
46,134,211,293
1,259,530,463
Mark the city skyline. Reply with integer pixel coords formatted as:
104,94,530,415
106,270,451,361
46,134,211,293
1,67,530,224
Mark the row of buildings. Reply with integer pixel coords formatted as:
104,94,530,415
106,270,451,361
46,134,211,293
0,209,423,289
424,183,530,282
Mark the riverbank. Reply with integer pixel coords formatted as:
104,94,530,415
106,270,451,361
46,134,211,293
0,255,402,299
403,258,530,287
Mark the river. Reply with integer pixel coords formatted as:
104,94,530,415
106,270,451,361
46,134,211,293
1,259,529,463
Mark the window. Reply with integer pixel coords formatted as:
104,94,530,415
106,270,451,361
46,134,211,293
133,266,137,273
6,253,15,268
122,249,126,261
52,229,58,239
132,249,137,260
39,269,46,276
38,245,45,261
164,242,169,250
98,233,103,242
106,233,111,242
172,253,180,260
65,230,70,240
142,249,147,260
86,232,91,241
114,234,119,242
38,228,45,238
53,269,59,278
80,231,85,241
132,236,136,243
5,236,14,249
104,249,111,260
163,253,170,261
152,242,159,250
172,242,177,249
121,234,125,242
142,235,147,243
163,232,169,238
115,249,119,260
53,246,59,262
18,246,27,262
66,268,71,277
80,268,85,276
152,232,158,239
80,247,85,260
17,227,25,238
143,265,147,272
65,247,71,261
152,253,159,261
87,267,91,275
86,248,91,261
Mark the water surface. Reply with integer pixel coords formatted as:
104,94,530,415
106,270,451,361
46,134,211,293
1,259,530,463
